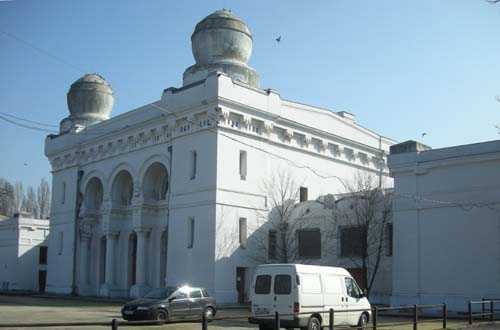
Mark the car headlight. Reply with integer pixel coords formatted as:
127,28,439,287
137,306,150,310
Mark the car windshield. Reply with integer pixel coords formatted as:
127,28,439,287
143,287,177,299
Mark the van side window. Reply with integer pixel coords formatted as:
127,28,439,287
345,277,361,298
274,275,291,294
255,275,272,294
301,274,322,294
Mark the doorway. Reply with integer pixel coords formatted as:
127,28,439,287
38,270,46,292
236,267,246,304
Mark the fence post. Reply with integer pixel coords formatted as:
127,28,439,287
468,301,472,325
111,318,118,330
373,307,378,330
413,305,418,330
482,298,485,321
329,308,334,330
202,312,208,330
491,300,495,322
442,303,447,329
275,312,280,330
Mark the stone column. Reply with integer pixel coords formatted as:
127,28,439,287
130,227,151,298
79,234,91,286
100,231,119,297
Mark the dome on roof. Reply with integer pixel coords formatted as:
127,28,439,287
183,10,259,87
66,73,114,127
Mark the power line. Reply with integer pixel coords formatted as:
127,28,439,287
0,111,58,128
0,115,58,133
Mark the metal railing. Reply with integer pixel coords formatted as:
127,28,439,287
468,299,500,325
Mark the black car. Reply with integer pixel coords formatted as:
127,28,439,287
121,286,217,322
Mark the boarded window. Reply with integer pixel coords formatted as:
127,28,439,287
299,187,308,202
386,223,393,256
255,275,271,294
187,217,195,249
340,226,364,257
239,150,247,180
268,230,277,259
274,275,291,294
239,218,247,247
39,246,48,265
297,229,321,258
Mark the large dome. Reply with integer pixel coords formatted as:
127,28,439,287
66,73,114,127
183,10,259,88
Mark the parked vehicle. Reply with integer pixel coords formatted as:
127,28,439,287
248,264,371,330
121,286,217,322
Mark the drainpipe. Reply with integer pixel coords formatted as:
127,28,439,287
71,169,84,295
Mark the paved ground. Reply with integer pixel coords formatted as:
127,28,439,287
0,295,497,330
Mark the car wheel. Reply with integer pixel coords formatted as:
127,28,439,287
308,316,320,330
154,310,168,322
357,313,369,330
204,307,215,322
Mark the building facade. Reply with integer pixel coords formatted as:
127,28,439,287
44,10,394,302
0,213,49,292
388,140,500,311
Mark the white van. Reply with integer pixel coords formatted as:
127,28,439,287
248,264,371,330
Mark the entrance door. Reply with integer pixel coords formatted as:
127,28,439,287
38,270,46,292
236,267,246,304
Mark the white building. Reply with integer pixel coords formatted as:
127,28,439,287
388,140,500,311
0,213,49,292
44,10,394,303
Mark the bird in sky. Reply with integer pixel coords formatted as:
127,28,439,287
276,36,281,43
421,133,427,138
24,162,28,166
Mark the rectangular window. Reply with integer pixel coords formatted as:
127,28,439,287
274,275,291,294
340,226,364,257
39,246,48,265
297,229,321,258
239,217,247,248
255,275,271,294
58,232,63,255
190,151,197,180
299,187,308,202
187,217,195,249
268,230,277,259
239,150,247,180
61,182,66,205
386,223,393,256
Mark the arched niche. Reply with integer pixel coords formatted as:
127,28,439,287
111,170,133,207
142,162,168,202
83,177,103,211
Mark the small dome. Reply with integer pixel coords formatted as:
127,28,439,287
184,10,259,88
191,10,253,65
67,73,114,126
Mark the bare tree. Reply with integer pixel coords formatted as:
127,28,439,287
246,170,314,264
333,172,392,297
37,178,51,219
24,186,38,218
13,181,24,213
0,178,15,217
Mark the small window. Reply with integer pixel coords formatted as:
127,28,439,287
255,275,271,294
239,150,247,180
239,218,247,247
39,246,48,265
61,182,66,205
386,223,393,256
297,229,321,258
58,232,64,255
268,230,277,259
274,275,291,294
190,289,202,299
340,226,364,257
299,187,308,202
202,289,210,297
190,151,197,180
172,290,188,300
187,217,195,249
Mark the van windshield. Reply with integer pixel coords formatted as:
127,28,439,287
274,275,291,294
255,275,271,294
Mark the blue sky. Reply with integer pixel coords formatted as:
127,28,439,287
1,0,499,189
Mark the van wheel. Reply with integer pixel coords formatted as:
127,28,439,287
308,317,320,330
357,313,368,330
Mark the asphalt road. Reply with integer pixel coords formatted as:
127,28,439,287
0,295,496,330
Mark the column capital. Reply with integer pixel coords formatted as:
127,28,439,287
133,227,151,235
103,230,120,239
